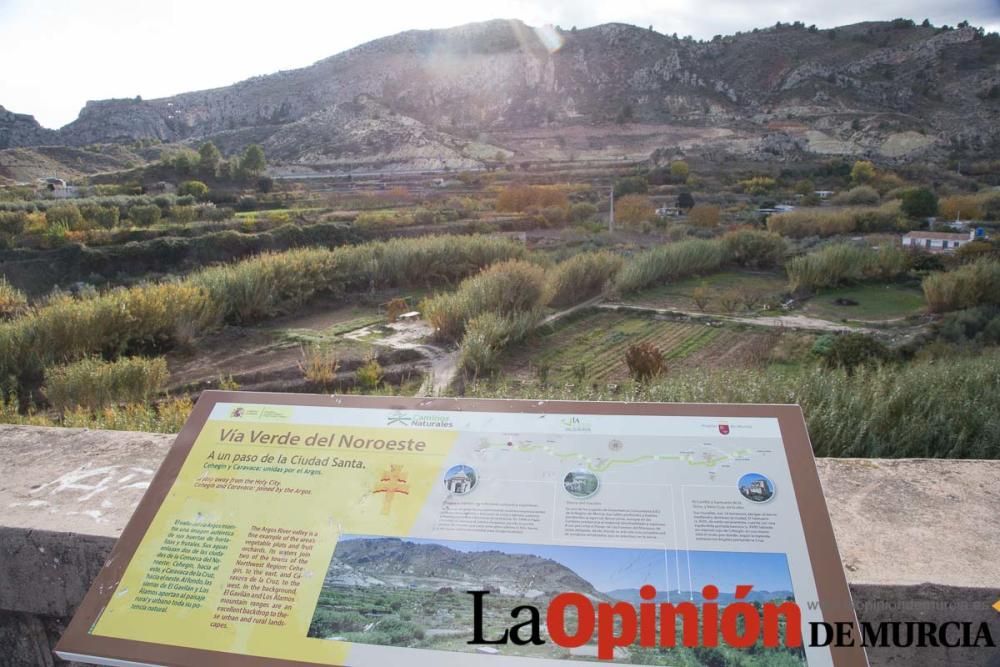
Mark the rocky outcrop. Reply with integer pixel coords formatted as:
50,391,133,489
0,106,57,149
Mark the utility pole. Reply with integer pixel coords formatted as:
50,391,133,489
609,184,615,233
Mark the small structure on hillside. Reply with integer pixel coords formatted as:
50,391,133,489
902,229,985,252
815,190,835,199
758,203,796,214
37,177,77,199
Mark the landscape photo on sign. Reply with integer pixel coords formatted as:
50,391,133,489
307,534,803,664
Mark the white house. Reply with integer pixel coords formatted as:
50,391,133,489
901,229,984,252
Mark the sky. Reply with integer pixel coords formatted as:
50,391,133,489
1,0,998,129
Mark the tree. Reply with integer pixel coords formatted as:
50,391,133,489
739,176,777,194
669,160,690,182
614,176,648,197
178,180,209,200
900,188,938,219
676,191,695,210
198,142,221,177
691,284,711,311
794,179,815,196
168,149,200,176
850,160,876,184
240,144,266,178
615,194,655,226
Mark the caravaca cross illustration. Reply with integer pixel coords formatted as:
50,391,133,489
373,465,409,515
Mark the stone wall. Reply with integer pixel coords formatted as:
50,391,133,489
1,425,998,666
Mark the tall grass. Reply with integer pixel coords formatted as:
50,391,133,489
767,202,905,238
422,260,549,341
45,356,169,411
786,243,910,293
0,235,525,390
721,229,787,269
547,251,623,307
0,394,193,433
459,309,544,378
0,283,217,388
467,353,1000,459
923,259,1000,312
613,239,728,294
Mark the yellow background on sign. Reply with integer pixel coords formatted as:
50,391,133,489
91,418,458,664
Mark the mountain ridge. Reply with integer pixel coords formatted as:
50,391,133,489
3,18,998,169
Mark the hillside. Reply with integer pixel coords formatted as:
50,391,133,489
2,18,998,172
327,537,599,597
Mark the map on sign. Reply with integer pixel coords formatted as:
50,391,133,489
56,393,866,667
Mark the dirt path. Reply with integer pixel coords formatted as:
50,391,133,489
344,319,458,396
600,303,867,333
347,297,608,397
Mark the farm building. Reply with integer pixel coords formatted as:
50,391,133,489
901,229,984,252
37,177,77,199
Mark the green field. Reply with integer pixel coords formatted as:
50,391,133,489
802,284,926,322
505,310,731,383
621,270,788,314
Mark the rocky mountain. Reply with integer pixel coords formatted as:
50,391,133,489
0,106,57,149
327,537,599,597
3,18,999,169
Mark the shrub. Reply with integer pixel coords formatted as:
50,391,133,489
496,185,569,212
570,202,597,223
0,279,28,320
821,333,889,372
625,342,666,382
923,259,1000,312
46,204,85,230
614,239,728,294
44,356,169,411
540,205,566,226
171,206,198,223
81,204,120,229
722,229,787,268
831,186,880,206
385,297,409,322
615,194,655,226
687,204,720,228
299,343,340,387
129,204,162,226
422,259,548,341
547,251,623,307
356,356,383,392
179,180,210,200
0,211,28,236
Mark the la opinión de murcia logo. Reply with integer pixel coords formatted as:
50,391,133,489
466,585,996,658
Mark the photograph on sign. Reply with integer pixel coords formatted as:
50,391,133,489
56,392,865,667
